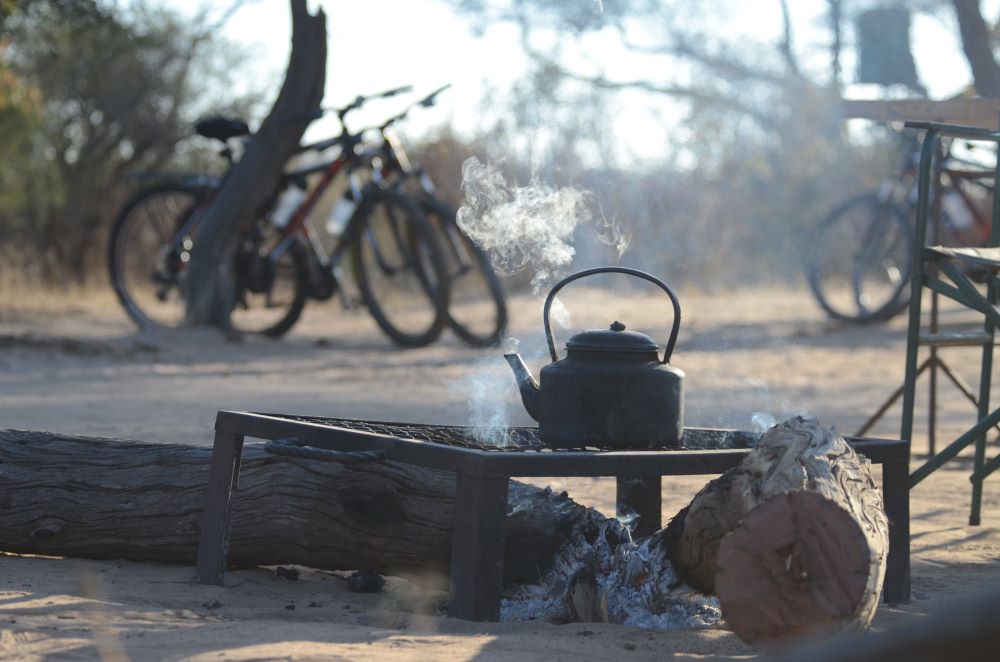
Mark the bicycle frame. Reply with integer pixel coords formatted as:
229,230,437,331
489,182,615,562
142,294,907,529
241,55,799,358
364,129,483,279
269,147,361,270
879,141,996,247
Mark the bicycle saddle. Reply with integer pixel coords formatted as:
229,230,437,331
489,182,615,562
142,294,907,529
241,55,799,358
195,116,250,142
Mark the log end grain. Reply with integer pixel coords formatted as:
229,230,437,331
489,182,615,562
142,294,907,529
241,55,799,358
715,490,875,647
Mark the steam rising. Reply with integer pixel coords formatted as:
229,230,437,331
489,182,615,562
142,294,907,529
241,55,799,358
455,349,520,448
457,157,592,294
595,203,631,259
455,156,631,445
751,412,777,433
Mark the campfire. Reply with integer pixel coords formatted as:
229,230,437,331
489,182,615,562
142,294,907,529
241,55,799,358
178,410,905,647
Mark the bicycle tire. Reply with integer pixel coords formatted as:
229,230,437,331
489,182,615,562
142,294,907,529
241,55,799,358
806,193,913,324
108,184,210,330
230,224,310,338
351,188,451,347
108,182,309,336
420,197,508,347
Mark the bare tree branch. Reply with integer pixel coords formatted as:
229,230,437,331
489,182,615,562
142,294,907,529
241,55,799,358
777,0,801,78
617,29,787,86
827,0,843,91
506,9,778,130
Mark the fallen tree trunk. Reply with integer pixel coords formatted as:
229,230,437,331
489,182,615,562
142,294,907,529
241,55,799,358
0,429,593,587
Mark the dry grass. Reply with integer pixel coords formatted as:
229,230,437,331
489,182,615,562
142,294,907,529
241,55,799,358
0,280,119,315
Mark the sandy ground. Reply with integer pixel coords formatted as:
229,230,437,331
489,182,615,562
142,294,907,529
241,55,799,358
1,283,999,660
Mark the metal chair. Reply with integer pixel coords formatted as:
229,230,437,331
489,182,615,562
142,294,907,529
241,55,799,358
901,121,1000,525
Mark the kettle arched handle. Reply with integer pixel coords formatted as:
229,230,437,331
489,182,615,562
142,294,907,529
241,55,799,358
543,266,682,364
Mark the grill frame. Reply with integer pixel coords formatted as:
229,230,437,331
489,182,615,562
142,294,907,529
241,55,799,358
197,410,911,622
215,410,905,476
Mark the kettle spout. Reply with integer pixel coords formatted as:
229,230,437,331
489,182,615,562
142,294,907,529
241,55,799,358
504,353,541,422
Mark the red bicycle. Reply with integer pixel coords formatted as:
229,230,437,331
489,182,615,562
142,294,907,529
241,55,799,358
807,137,995,323
108,87,452,347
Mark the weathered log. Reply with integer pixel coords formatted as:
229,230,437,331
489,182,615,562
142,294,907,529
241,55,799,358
0,429,591,588
664,417,889,646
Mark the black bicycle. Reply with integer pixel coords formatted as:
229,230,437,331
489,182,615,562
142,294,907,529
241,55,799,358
108,87,452,347
362,85,508,347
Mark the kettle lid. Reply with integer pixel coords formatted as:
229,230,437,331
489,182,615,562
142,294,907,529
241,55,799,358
565,321,659,354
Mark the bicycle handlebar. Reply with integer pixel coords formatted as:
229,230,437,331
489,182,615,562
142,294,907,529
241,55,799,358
295,83,451,158
251,83,452,178
335,84,414,122
378,84,451,132
276,85,416,128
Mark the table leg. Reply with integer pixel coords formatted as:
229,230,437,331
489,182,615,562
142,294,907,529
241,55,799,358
195,430,245,585
449,473,509,621
882,458,911,603
616,475,662,538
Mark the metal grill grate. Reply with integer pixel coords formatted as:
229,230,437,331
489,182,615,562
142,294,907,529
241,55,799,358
256,413,759,452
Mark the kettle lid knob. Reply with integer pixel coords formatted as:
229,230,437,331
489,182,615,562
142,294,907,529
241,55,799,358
610,320,626,332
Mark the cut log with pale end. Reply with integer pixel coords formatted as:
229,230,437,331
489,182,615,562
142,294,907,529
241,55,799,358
0,429,592,588
716,491,880,646
662,417,889,647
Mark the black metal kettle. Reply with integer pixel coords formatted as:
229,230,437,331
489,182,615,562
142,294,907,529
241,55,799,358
504,266,685,449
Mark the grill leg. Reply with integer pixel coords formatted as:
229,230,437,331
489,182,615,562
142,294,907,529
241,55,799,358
195,430,245,585
449,473,509,621
616,475,662,538
882,457,910,603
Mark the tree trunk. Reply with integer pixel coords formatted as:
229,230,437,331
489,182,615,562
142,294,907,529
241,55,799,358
953,0,1000,98
184,0,326,328
0,429,592,588
663,417,888,646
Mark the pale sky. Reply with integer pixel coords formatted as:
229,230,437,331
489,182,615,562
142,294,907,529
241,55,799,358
171,0,994,160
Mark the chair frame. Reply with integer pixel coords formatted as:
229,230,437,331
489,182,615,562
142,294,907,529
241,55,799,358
901,121,1000,525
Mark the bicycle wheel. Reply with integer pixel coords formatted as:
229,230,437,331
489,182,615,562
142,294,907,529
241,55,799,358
109,183,309,336
351,188,451,347
230,223,310,337
807,193,913,323
421,198,508,347
108,184,209,329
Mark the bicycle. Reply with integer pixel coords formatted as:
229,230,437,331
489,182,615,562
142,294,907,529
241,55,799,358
360,85,509,347
806,137,995,323
108,86,452,347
